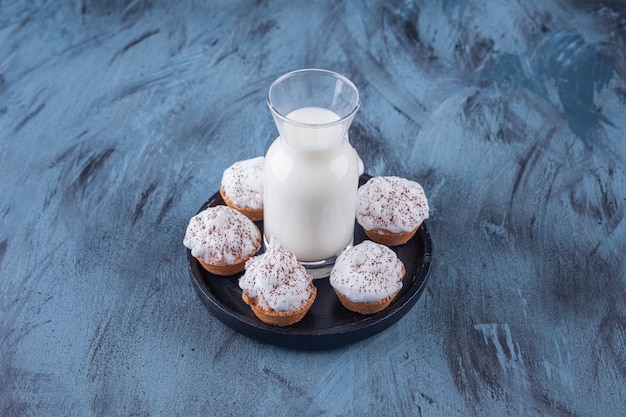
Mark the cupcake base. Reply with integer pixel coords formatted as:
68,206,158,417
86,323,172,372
333,288,400,315
363,226,418,246
242,284,317,326
198,258,247,277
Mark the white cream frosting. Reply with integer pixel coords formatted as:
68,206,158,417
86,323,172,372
356,176,429,233
220,156,264,209
329,240,404,302
239,238,314,312
183,205,260,265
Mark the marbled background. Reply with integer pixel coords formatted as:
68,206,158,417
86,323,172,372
1,0,625,416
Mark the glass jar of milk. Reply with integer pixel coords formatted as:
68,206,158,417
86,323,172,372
264,69,361,278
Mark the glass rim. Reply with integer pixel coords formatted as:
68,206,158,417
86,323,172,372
267,68,360,129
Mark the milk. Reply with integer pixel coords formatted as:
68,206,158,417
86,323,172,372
281,107,343,150
263,107,360,266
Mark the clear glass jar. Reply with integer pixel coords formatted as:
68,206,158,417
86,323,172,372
264,69,360,277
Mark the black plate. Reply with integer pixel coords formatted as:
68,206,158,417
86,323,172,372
187,176,433,350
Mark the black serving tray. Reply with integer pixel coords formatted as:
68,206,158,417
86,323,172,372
187,176,432,350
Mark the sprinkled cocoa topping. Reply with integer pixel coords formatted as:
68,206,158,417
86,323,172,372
239,237,314,312
356,176,429,233
221,156,264,209
329,240,404,302
183,205,261,265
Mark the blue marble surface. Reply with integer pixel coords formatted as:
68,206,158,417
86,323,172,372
2,0,626,415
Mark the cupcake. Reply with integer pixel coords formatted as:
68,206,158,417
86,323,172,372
329,240,405,314
239,238,316,326
183,205,261,276
220,156,264,221
356,176,429,246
